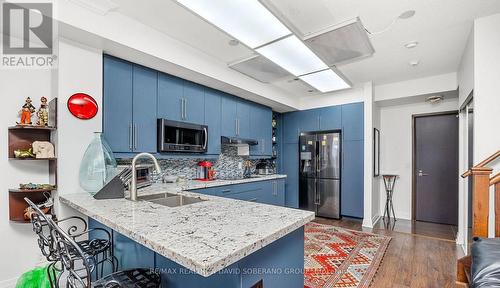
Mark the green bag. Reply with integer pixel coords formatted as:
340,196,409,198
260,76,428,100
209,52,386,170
16,266,56,288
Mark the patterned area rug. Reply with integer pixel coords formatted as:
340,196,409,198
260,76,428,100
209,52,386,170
304,222,391,288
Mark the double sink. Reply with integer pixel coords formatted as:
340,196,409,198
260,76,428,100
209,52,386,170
138,193,206,208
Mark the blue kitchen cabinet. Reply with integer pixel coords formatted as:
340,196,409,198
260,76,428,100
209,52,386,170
183,81,205,124
319,105,342,131
236,100,251,138
132,65,157,152
299,109,320,133
157,73,184,122
250,104,272,156
283,111,301,144
342,140,364,218
221,95,253,139
103,56,133,153
189,179,285,206
204,88,222,154
341,102,364,141
283,143,299,208
221,94,238,137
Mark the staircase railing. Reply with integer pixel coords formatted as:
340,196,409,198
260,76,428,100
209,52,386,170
461,150,499,238
457,150,499,287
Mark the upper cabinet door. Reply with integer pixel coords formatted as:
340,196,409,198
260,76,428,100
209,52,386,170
283,112,300,144
221,95,238,137
236,100,251,138
204,88,222,154
319,106,342,131
250,104,272,156
183,81,205,124
103,56,133,153
299,109,320,133
157,73,183,121
132,65,157,152
341,102,364,141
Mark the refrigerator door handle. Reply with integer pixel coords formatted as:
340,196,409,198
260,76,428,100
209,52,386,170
314,179,320,205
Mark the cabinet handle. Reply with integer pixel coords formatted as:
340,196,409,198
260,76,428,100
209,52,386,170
134,124,138,150
221,189,231,193
180,98,184,120
235,118,239,136
184,98,188,120
272,181,277,196
248,198,258,202
128,123,133,150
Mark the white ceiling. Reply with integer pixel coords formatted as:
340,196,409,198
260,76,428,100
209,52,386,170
115,0,500,93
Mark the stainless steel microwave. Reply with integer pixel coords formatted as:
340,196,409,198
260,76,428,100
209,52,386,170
157,119,208,153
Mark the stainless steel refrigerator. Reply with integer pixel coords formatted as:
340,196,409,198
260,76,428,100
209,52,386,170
299,132,341,219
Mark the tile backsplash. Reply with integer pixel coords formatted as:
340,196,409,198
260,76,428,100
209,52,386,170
117,146,274,180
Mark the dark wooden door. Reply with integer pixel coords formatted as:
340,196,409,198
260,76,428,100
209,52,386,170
414,113,458,225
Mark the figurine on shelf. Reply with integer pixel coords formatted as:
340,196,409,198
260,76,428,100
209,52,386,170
36,96,49,126
17,97,36,125
14,148,35,158
32,141,55,159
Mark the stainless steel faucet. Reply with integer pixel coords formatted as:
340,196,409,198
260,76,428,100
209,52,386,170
130,153,162,201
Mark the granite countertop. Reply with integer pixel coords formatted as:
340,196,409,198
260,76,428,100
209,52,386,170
59,175,315,277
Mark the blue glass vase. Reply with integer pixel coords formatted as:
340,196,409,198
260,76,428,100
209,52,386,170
79,132,118,195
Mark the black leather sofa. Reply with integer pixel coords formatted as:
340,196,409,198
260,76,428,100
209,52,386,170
471,237,500,287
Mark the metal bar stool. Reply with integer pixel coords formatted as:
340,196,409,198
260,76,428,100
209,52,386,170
26,198,118,286
382,174,398,222
26,198,161,287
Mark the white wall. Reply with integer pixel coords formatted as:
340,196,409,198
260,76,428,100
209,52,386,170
0,69,52,285
55,39,103,218
458,29,474,107
473,13,500,237
377,98,459,220
374,72,458,102
0,38,103,285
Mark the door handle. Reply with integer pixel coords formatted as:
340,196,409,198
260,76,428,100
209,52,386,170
418,170,429,177
203,127,208,150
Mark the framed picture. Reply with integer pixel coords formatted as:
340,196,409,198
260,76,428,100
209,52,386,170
373,128,380,177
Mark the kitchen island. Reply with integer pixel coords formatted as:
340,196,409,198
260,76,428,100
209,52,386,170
60,176,315,288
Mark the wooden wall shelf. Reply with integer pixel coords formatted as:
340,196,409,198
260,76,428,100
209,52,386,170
8,125,57,131
8,190,50,222
9,188,56,193
8,98,58,223
9,157,57,161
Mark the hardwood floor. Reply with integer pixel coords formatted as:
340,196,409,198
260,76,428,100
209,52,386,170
314,217,464,288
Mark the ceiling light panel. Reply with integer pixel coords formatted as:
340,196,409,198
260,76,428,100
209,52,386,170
303,18,374,66
256,35,328,76
299,69,351,93
176,0,291,48
229,55,290,83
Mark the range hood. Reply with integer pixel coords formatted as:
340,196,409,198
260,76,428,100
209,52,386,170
221,136,258,146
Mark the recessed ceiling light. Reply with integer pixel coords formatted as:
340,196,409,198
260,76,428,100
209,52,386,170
177,0,291,48
228,39,240,46
399,10,416,19
404,41,418,49
409,60,420,67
